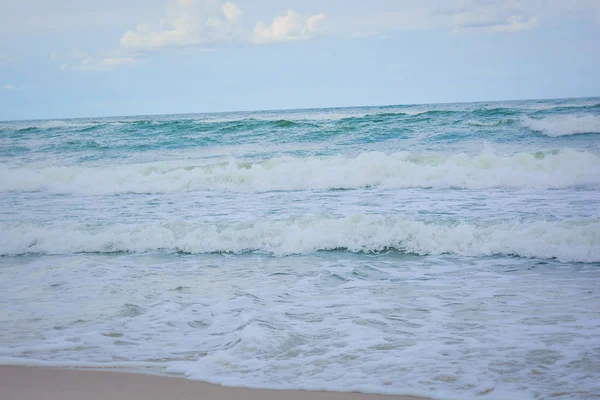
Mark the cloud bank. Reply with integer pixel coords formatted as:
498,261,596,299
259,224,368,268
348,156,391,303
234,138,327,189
48,0,600,73
119,0,324,51
56,51,138,72
253,10,325,44
445,0,539,33
120,0,243,51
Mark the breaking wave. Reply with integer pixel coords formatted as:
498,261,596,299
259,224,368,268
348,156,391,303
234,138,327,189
523,115,600,137
1,149,598,194
2,216,598,262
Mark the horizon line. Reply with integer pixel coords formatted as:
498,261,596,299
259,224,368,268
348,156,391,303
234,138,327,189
1,95,598,123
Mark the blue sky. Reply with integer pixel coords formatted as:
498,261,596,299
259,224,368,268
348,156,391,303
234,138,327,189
1,0,599,120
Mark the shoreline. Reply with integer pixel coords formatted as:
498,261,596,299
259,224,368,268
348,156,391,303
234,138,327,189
0,365,430,400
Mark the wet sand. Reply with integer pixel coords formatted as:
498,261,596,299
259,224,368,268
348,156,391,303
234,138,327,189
0,366,429,400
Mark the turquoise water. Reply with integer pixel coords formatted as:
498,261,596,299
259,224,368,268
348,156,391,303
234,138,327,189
1,98,599,399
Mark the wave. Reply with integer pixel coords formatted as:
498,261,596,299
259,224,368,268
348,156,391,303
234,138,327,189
1,149,598,194
534,102,600,112
2,216,598,262
3,104,597,135
523,115,600,137
468,119,515,127
2,118,313,136
271,119,301,128
12,120,103,132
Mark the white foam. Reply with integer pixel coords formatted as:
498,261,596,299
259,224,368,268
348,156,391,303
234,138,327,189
1,252,597,399
0,356,162,369
2,216,598,262
1,149,598,194
523,115,600,136
0,109,392,129
0,120,102,130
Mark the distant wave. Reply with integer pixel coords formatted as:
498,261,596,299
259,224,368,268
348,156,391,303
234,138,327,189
2,118,313,136
468,119,515,127
2,216,598,262
368,112,408,118
12,120,103,132
384,108,518,119
541,102,600,112
523,115,600,137
0,103,600,136
4,102,598,133
0,149,597,194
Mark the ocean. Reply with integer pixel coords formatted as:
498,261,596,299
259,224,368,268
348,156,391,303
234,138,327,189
0,98,599,399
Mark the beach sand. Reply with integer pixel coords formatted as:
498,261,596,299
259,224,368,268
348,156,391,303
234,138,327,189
0,366,428,400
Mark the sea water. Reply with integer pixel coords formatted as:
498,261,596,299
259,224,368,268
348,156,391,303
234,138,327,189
0,98,599,399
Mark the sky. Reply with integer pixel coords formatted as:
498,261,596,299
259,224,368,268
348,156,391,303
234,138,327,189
0,0,599,120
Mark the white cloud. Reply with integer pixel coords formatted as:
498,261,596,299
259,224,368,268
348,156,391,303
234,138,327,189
71,50,89,60
222,2,242,23
50,51,60,61
62,54,138,72
119,1,326,50
486,15,538,32
2,84,16,90
441,0,538,33
253,9,325,44
0,54,15,64
120,0,242,51
102,57,137,66
70,60,107,72
338,1,545,38
334,6,440,38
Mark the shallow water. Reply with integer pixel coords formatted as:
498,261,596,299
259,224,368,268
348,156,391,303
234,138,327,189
1,98,599,399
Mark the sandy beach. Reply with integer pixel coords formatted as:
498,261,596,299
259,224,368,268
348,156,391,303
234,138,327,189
0,366,428,400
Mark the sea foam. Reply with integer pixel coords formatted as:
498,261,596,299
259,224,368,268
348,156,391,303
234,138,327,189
523,115,600,136
1,148,598,194
2,216,598,262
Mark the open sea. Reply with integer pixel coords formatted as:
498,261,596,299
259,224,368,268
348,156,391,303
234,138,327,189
1,98,599,399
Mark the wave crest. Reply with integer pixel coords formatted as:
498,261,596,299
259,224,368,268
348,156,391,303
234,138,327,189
523,115,600,137
1,149,598,194
2,216,598,262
